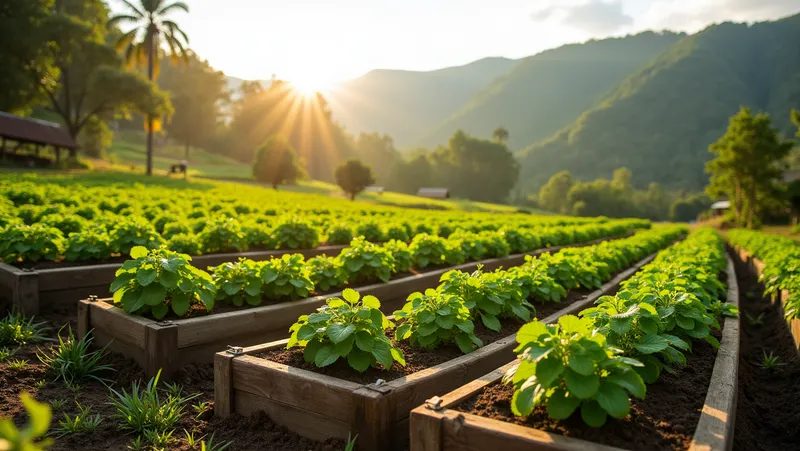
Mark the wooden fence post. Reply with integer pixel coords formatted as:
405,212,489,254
352,383,395,451
214,350,237,417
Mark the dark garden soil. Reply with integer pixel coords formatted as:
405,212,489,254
259,287,598,385
0,317,344,451
732,252,800,451
456,325,723,451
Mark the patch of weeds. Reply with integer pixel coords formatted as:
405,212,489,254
0,346,18,362
55,403,101,436
7,358,28,370
109,370,198,435
50,398,66,410
0,310,47,346
37,327,112,387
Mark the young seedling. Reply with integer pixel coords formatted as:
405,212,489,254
757,351,787,371
200,432,233,451
0,310,48,346
7,358,28,370
143,428,174,449
184,429,202,447
192,401,212,420
50,398,66,410
34,380,47,390
344,433,358,451
0,347,18,362
55,403,102,436
745,312,765,327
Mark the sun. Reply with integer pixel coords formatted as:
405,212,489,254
290,74,332,96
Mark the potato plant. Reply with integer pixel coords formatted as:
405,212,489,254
110,246,216,318
503,316,646,427
261,254,314,300
0,223,64,263
338,237,395,283
211,259,264,307
307,255,345,292
64,226,113,261
287,289,405,372
393,289,483,354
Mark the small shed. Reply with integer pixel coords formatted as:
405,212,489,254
0,112,77,167
710,200,730,217
417,187,450,199
364,186,384,194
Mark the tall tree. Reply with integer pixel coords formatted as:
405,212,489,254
8,0,171,149
109,0,190,175
252,135,306,189
159,52,229,159
706,107,792,228
538,171,574,214
492,127,509,144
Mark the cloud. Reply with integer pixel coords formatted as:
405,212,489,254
531,1,634,34
640,0,800,31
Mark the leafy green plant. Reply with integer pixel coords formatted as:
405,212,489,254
110,246,216,318
287,289,405,372
37,327,112,387
307,255,345,292
355,222,385,242
55,403,102,436
0,393,53,450
192,401,212,421
393,289,482,353
384,224,409,242
0,347,17,362
337,237,396,283
0,223,64,263
383,239,412,273
261,254,314,300
272,216,320,249
210,259,264,307
197,216,248,254
325,224,354,245
0,310,47,346
109,370,197,435
143,428,174,449
50,398,65,410
64,225,113,261
166,233,201,255
109,217,164,255
408,233,450,269
438,269,534,331
503,316,646,427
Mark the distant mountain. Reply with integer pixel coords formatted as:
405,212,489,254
517,14,800,192
325,57,519,147
415,32,684,150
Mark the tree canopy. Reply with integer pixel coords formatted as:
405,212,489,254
335,159,375,200
252,135,306,189
705,107,793,227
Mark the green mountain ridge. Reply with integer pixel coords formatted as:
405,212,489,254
415,31,685,150
326,57,519,147
517,13,800,192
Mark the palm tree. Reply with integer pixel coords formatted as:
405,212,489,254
492,127,509,144
109,0,190,176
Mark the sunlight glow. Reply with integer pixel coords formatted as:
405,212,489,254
290,74,333,96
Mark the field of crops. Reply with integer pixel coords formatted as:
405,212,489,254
0,173,797,451
0,173,613,265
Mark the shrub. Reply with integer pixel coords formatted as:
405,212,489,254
110,246,216,318
287,289,404,372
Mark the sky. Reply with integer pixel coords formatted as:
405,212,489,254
109,0,800,90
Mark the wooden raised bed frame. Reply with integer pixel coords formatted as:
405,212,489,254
212,251,660,451
0,245,346,316
732,245,800,351
409,255,740,451
77,234,632,379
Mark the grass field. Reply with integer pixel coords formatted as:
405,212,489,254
100,134,535,213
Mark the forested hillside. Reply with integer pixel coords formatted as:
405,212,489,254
517,14,800,192
327,57,518,147
416,31,683,150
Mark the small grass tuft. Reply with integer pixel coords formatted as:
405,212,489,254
344,433,358,451
757,351,788,371
200,432,233,451
143,428,174,450
50,398,66,410
0,346,18,362
0,310,48,346
55,403,102,436
34,379,47,389
7,358,28,370
108,370,198,435
37,327,112,387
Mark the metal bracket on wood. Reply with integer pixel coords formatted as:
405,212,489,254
157,320,174,326
226,345,244,356
21,268,34,273
365,378,392,394
88,295,98,302
424,396,443,411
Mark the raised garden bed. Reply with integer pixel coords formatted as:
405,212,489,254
77,234,631,379
732,245,800,351
212,251,659,451
408,255,740,451
0,245,347,316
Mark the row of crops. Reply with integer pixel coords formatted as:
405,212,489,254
0,177,622,264
727,229,800,319
283,225,686,372
503,228,734,426
110,220,645,319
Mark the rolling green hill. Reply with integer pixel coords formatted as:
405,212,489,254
326,57,519,147
416,31,684,150
517,14,800,192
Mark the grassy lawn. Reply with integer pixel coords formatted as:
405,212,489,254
103,134,534,213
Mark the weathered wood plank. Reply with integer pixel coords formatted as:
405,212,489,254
89,301,149,348
214,352,235,417
233,389,352,441
145,322,178,378
409,407,444,451
689,255,740,451
231,355,362,423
